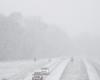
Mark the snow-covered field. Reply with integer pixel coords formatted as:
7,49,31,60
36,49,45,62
0,57,100,80
0,59,49,80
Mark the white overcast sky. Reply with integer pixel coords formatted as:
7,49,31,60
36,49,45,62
0,0,100,36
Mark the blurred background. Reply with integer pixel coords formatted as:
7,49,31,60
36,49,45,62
0,0,100,61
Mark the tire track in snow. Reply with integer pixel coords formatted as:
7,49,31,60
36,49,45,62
46,58,70,80
83,59,100,80
86,60,100,79
60,59,89,80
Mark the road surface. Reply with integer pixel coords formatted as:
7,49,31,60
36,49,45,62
1,57,100,80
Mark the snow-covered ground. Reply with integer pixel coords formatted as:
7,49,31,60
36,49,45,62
0,59,49,80
60,58,89,80
24,58,63,80
46,58,70,80
83,59,100,80
0,57,100,80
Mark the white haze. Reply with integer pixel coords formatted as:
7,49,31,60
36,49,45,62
0,0,100,36
0,0,100,60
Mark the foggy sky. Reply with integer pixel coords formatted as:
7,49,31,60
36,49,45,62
0,0,100,36
0,0,100,60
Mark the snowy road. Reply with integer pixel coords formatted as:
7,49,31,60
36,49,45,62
24,58,64,80
83,60,100,80
60,58,89,80
1,57,100,80
46,58,70,80
84,59,100,80
46,58,100,80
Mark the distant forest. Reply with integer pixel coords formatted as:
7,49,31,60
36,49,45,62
0,12,73,60
0,12,100,61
